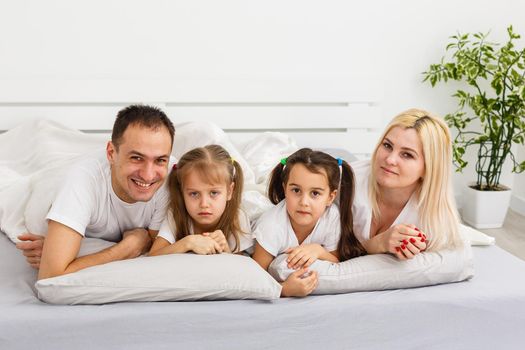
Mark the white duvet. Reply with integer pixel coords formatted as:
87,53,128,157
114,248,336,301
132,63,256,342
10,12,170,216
0,119,494,247
0,120,297,242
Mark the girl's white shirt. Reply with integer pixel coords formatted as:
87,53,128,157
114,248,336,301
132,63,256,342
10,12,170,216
253,200,341,257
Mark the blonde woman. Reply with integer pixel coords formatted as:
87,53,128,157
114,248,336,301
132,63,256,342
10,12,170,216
269,109,472,292
353,108,463,259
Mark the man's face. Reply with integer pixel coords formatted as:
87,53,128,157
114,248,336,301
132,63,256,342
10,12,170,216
107,123,172,203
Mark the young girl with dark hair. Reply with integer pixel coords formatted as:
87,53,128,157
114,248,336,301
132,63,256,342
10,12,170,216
252,148,365,297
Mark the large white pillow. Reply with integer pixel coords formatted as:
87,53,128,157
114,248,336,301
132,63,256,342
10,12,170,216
36,253,282,304
268,243,474,294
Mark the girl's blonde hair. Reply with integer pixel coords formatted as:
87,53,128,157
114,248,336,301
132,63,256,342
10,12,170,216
369,108,462,251
168,145,244,252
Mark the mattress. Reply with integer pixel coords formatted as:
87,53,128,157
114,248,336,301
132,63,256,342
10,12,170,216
1,232,524,350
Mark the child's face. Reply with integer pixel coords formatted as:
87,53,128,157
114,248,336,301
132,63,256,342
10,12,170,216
182,171,233,233
284,163,337,235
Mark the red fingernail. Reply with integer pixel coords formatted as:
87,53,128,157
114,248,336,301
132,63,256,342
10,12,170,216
415,227,420,231
395,247,401,252
410,238,416,243
418,233,422,238
401,245,406,249
421,238,426,242
403,240,408,245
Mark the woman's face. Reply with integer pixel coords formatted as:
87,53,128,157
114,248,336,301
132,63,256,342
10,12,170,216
374,126,425,192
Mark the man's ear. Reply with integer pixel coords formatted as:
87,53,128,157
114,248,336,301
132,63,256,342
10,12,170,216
106,141,116,164
227,182,235,201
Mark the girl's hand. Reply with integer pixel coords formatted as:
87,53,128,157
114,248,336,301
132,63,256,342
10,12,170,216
281,268,318,297
186,235,222,255
285,244,325,269
202,230,231,253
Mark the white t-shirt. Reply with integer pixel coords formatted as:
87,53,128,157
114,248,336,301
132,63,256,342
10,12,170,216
46,150,170,242
253,200,341,257
351,160,420,242
156,209,254,252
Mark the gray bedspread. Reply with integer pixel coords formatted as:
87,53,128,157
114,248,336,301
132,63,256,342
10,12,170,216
1,233,524,350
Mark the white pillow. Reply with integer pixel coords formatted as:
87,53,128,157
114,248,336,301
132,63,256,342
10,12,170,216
459,223,495,245
268,243,474,294
36,253,282,304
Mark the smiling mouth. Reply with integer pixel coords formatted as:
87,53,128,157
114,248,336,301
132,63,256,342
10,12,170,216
132,179,156,189
381,167,398,175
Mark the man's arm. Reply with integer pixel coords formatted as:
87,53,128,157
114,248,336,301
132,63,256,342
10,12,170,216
38,220,151,280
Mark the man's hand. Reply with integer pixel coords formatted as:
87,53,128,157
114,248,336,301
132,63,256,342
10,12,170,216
121,228,153,258
16,233,45,269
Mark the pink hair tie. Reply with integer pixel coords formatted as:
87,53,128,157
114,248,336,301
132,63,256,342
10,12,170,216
172,163,177,171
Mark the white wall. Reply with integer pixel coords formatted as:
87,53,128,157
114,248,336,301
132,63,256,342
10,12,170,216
1,0,524,211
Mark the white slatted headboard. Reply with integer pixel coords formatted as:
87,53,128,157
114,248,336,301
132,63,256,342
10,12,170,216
0,79,383,158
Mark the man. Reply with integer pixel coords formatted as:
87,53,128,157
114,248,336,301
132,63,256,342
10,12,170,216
16,104,175,280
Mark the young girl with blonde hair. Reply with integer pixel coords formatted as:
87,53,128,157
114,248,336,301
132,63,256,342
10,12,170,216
150,145,252,256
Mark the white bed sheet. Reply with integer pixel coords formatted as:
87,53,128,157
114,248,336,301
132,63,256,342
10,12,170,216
1,233,524,350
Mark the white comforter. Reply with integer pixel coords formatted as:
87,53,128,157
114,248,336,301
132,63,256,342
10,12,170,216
0,120,297,242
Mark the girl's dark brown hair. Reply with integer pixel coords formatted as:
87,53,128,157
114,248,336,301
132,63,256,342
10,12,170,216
268,148,366,260
168,145,244,252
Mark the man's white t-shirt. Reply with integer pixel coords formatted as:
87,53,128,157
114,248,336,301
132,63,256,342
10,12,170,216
351,160,420,242
46,150,170,242
156,209,254,252
253,200,341,257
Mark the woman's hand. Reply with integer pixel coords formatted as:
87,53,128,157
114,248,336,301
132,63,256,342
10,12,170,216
186,235,222,255
202,230,231,253
285,244,326,269
281,268,318,297
393,225,427,260
367,224,427,259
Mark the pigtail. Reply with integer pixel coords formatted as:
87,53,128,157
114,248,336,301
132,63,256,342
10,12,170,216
168,166,192,241
216,158,244,252
337,161,367,261
268,162,286,205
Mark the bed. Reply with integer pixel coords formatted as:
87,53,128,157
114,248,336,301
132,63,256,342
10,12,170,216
2,232,525,349
1,79,525,349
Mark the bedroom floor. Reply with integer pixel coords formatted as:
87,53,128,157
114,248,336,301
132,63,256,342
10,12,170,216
475,210,525,261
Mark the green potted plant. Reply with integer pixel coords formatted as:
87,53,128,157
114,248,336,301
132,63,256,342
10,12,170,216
423,26,525,228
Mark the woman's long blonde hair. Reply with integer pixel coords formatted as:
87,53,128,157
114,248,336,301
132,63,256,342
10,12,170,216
369,108,462,250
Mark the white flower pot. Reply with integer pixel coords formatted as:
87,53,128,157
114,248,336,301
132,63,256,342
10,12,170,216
461,183,512,229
